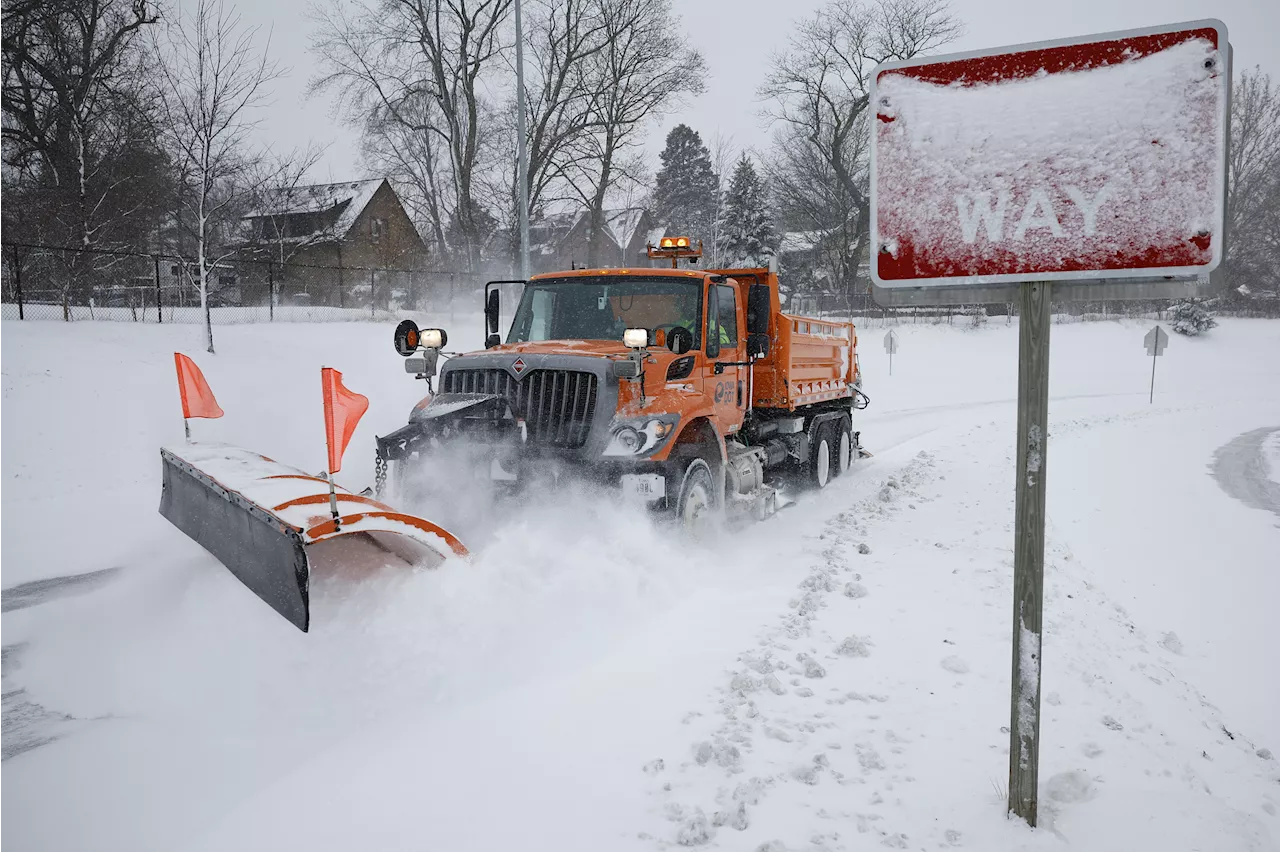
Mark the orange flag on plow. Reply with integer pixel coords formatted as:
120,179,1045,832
174,353,224,420
321,367,369,474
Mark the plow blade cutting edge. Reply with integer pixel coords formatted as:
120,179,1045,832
159,443,469,632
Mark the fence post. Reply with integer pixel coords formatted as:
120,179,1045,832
268,262,275,322
370,268,376,318
14,253,24,320
154,255,162,323
337,245,345,309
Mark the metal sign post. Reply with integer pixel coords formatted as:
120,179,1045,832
867,18,1230,829
884,330,899,375
1144,325,1169,403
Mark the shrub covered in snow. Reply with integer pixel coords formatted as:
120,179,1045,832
962,304,988,328
1169,298,1218,336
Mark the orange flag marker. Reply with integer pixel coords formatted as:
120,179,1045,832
321,367,368,475
174,353,223,440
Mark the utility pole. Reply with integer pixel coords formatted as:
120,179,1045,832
514,0,531,281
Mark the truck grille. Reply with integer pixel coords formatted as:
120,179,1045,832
442,368,598,448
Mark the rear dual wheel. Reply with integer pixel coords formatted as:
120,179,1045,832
809,415,854,489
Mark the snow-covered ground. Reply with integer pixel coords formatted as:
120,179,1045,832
2,315,1278,851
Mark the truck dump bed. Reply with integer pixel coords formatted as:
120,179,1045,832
752,312,860,412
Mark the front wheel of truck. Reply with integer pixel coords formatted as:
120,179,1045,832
675,458,717,533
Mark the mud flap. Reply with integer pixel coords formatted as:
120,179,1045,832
159,443,469,633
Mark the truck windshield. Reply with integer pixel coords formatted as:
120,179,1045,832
506,276,702,345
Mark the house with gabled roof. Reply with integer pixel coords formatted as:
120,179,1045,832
510,206,664,273
235,178,431,309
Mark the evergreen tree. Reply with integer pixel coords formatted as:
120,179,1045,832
653,124,718,242
1169,298,1219,336
718,155,776,266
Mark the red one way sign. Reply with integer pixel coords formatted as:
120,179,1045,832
870,19,1230,289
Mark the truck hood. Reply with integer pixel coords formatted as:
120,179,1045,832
477,339,690,378
481,339,633,358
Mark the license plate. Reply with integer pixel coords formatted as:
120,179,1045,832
621,473,664,502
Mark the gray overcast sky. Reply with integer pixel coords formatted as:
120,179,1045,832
232,0,1279,184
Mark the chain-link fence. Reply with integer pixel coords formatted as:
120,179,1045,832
2,241,478,324
790,287,1280,327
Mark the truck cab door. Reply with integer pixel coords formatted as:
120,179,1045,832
705,283,746,435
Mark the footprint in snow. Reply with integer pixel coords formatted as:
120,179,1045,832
844,582,869,599
855,743,886,771
712,802,749,831
1080,742,1103,758
1045,770,1096,803
1158,632,1184,655
940,655,970,674
838,635,873,657
798,655,826,678
676,811,712,846
1102,715,1124,731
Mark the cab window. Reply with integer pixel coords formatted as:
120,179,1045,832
711,284,738,348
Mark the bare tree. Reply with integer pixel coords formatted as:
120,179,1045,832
310,0,512,274
514,0,610,217
358,94,453,263
2,0,159,232
760,0,961,299
1224,65,1280,300
3,0,168,311
707,132,737,266
153,0,280,353
561,0,705,267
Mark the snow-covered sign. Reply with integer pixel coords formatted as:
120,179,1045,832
1144,325,1169,356
883,330,899,355
870,19,1230,291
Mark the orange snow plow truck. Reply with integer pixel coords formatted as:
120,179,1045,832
158,239,869,633
376,239,871,527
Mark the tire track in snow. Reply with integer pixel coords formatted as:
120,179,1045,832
1209,427,1280,519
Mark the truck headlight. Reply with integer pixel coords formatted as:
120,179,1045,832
614,427,641,453
603,416,679,457
623,328,649,349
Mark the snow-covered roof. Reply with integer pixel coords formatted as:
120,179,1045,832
243,179,385,239
779,231,821,253
520,207,652,254
604,208,645,251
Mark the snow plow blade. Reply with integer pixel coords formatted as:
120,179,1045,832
159,443,469,632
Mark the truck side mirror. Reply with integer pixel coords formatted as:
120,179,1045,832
747,332,770,359
748,284,770,336
484,288,500,336
485,333,501,348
